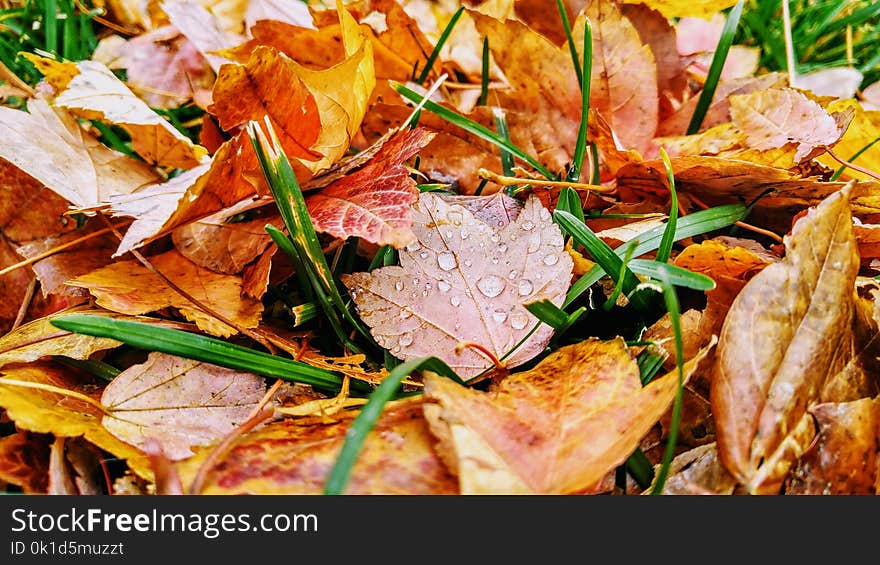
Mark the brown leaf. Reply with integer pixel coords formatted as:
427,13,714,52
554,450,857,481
27,56,208,169
101,352,266,460
67,249,264,337
729,87,852,162
423,337,714,494
343,192,573,379
0,363,151,479
177,398,458,494
785,398,879,494
305,127,435,247
712,185,860,494
0,431,50,493
657,442,738,495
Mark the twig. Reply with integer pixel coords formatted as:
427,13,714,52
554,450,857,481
11,277,36,331
689,195,784,243
825,147,880,181
0,224,126,277
478,168,615,193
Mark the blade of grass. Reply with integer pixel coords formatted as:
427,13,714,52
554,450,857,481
493,108,515,178
567,18,592,184
524,299,569,329
628,259,715,291
52,355,120,382
478,36,489,106
829,135,880,181
655,148,678,263
555,186,585,224
44,0,57,54
324,356,463,494
49,314,359,392
625,448,655,490
649,265,685,495
556,0,582,88
415,6,463,85
687,0,745,135
394,82,556,180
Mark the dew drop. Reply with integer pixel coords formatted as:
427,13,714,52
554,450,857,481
492,310,508,323
419,251,429,260
540,208,551,220
509,233,518,241
438,281,452,293
476,275,505,298
448,211,463,226
508,269,519,280
498,243,508,254
521,220,535,231
497,220,504,227
445,230,454,239
422,290,429,297
399,308,413,319
454,323,461,331
464,259,473,267
450,295,462,307
460,229,470,240
392,345,401,354
527,235,541,253
490,234,500,243
510,312,529,330
438,252,457,271
398,333,414,347
406,241,422,253
543,253,559,266
395,281,405,291
518,279,533,296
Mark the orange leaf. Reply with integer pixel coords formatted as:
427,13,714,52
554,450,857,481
423,337,714,494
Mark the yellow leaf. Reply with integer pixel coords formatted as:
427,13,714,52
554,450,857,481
817,99,880,182
621,0,739,20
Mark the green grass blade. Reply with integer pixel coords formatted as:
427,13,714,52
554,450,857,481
266,225,315,302
524,299,569,329
564,203,746,307
394,82,556,180
602,240,637,310
44,0,57,54
655,148,678,263
830,135,880,181
687,0,745,135
52,356,120,382
589,143,600,185
567,18,592,183
650,265,686,495
628,260,715,291
556,0,582,88
625,448,655,490
324,356,463,494
415,6,464,85
478,36,489,106
493,108,515,178
49,315,353,392
555,186,585,224
554,209,651,311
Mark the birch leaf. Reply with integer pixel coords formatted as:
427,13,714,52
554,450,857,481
342,192,573,380
100,352,266,460
712,185,860,494
422,337,714,494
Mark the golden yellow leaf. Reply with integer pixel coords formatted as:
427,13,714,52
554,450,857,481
621,0,738,20
0,431,50,494
67,249,263,337
817,99,880,182
423,337,714,494
712,185,860,494
0,363,151,480
178,398,458,494
25,55,207,169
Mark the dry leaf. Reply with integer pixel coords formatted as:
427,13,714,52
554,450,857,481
305,127,435,247
26,56,207,169
816,99,880,182
67,249,264,337
622,0,738,19
161,0,244,71
0,98,158,210
712,185,859,494
101,352,266,460
785,398,879,495
343,191,573,379
729,88,852,162
177,398,458,494
423,337,714,494
0,363,151,479
656,443,738,495
0,431,50,493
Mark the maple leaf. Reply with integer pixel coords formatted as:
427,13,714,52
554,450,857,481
25,56,207,169
712,185,860,494
67,249,263,337
423,337,714,494
342,191,573,379
0,363,151,479
305,127,436,247
101,352,267,460
177,398,457,494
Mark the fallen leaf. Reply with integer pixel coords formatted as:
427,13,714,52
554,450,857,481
306,127,435,247
178,398,458,494
0,363,151,479
343,191,573,379
622,0,738,19
161,0,244,71
862,80,880,111
785,398,879,494
816,99,880,182
0,307,125,368
67,249,264,337
244,0,314,30
656,442,738,495
0,431,50,493
0,98,158,209
423,337,714,494
100,352,266,460
729,88,852,162
792,67,864,101
712,185,859,494
576,0,658,154
26,56,207,169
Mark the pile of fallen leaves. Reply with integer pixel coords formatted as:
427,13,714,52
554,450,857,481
0,0,878,495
